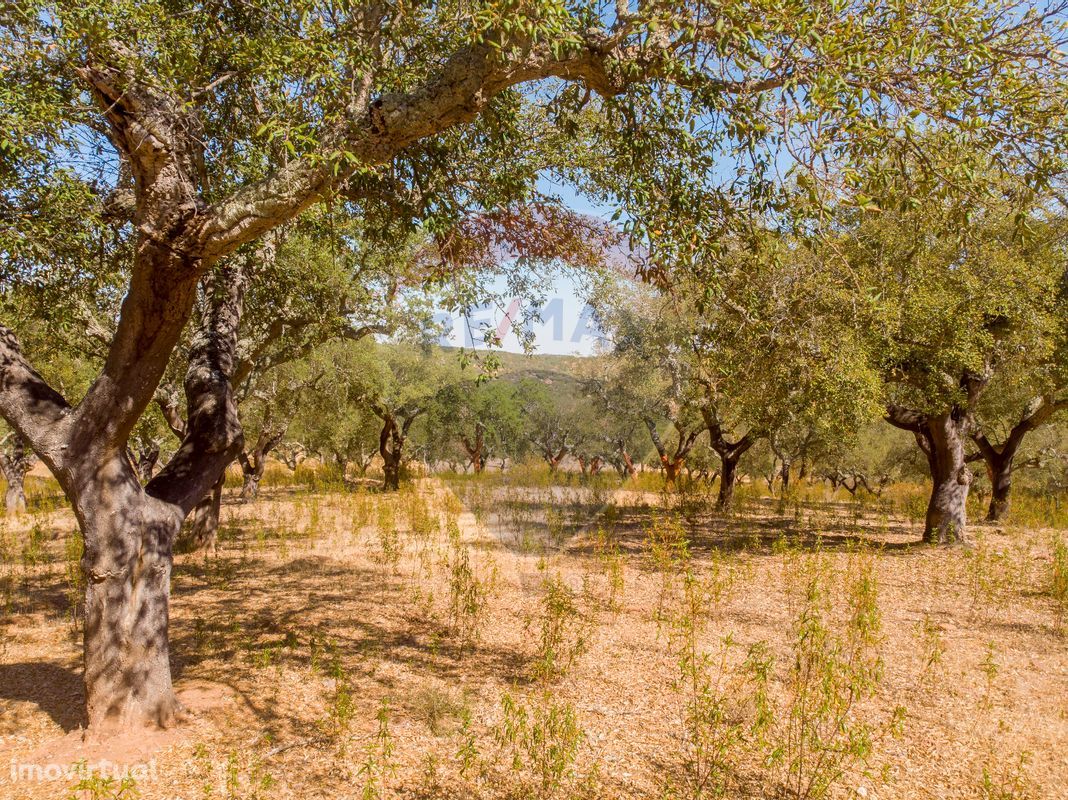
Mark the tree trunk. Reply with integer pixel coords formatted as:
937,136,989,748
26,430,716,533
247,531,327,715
374,407,421,492
180,475,224,554
983,450,1013,522
79,261,245,730
717,455,740,510
130,443,160,483
79,457,183,730
918,413,972,544
701,410,758,511
382,452,401,491
463,432,485,474
780,458,791,492
239,468,258,502
5,479,26,515
662,457,683,487
1,435,34,515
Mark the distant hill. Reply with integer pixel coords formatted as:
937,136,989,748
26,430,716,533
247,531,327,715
436,346,599,386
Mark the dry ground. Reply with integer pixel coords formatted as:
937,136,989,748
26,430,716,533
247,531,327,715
0,474,1066,800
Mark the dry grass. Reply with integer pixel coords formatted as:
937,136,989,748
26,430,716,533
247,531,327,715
0,471,1066,799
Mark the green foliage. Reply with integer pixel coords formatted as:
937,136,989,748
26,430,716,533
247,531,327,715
445,520,490,649
764,550,891,800
496,690,584,799
1049,535,1068,627
357,701,396,800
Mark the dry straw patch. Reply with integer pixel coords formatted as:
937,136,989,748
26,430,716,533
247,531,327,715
0,472,1065,799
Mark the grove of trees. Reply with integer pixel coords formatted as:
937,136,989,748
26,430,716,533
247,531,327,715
1,0,1066,738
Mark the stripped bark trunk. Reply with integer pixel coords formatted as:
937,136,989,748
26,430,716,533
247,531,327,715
643,417,700,489
462,426,486,474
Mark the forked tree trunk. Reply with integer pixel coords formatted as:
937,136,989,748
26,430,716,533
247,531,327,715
239,427,285,503
376,407,421,492
970,395,1067,523
77,261,246,730
701,409,758,511
661,456,684,487
239,446,269,501
543,447,567,473
644,417,699,491
462,430,485,474
239,465,261,501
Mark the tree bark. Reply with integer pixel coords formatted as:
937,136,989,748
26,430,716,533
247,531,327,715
374,405,422,492
643,417,699,489
971,394,1067,522
4,481,25,516
985,453,1012,522
888,404,973,544
916,413,972,543
0,435,34,515
80,459,186,729
382,451,401,490
180,475,225,554
717,455,741,509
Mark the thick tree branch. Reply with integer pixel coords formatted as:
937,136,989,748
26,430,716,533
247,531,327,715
884,403,928,433
0,325,73,475
146,263,246,514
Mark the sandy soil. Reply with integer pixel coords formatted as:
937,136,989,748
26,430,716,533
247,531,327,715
0,478,1065,799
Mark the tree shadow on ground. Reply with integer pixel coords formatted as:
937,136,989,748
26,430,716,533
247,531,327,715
469,491,923,560
0,661,85,732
